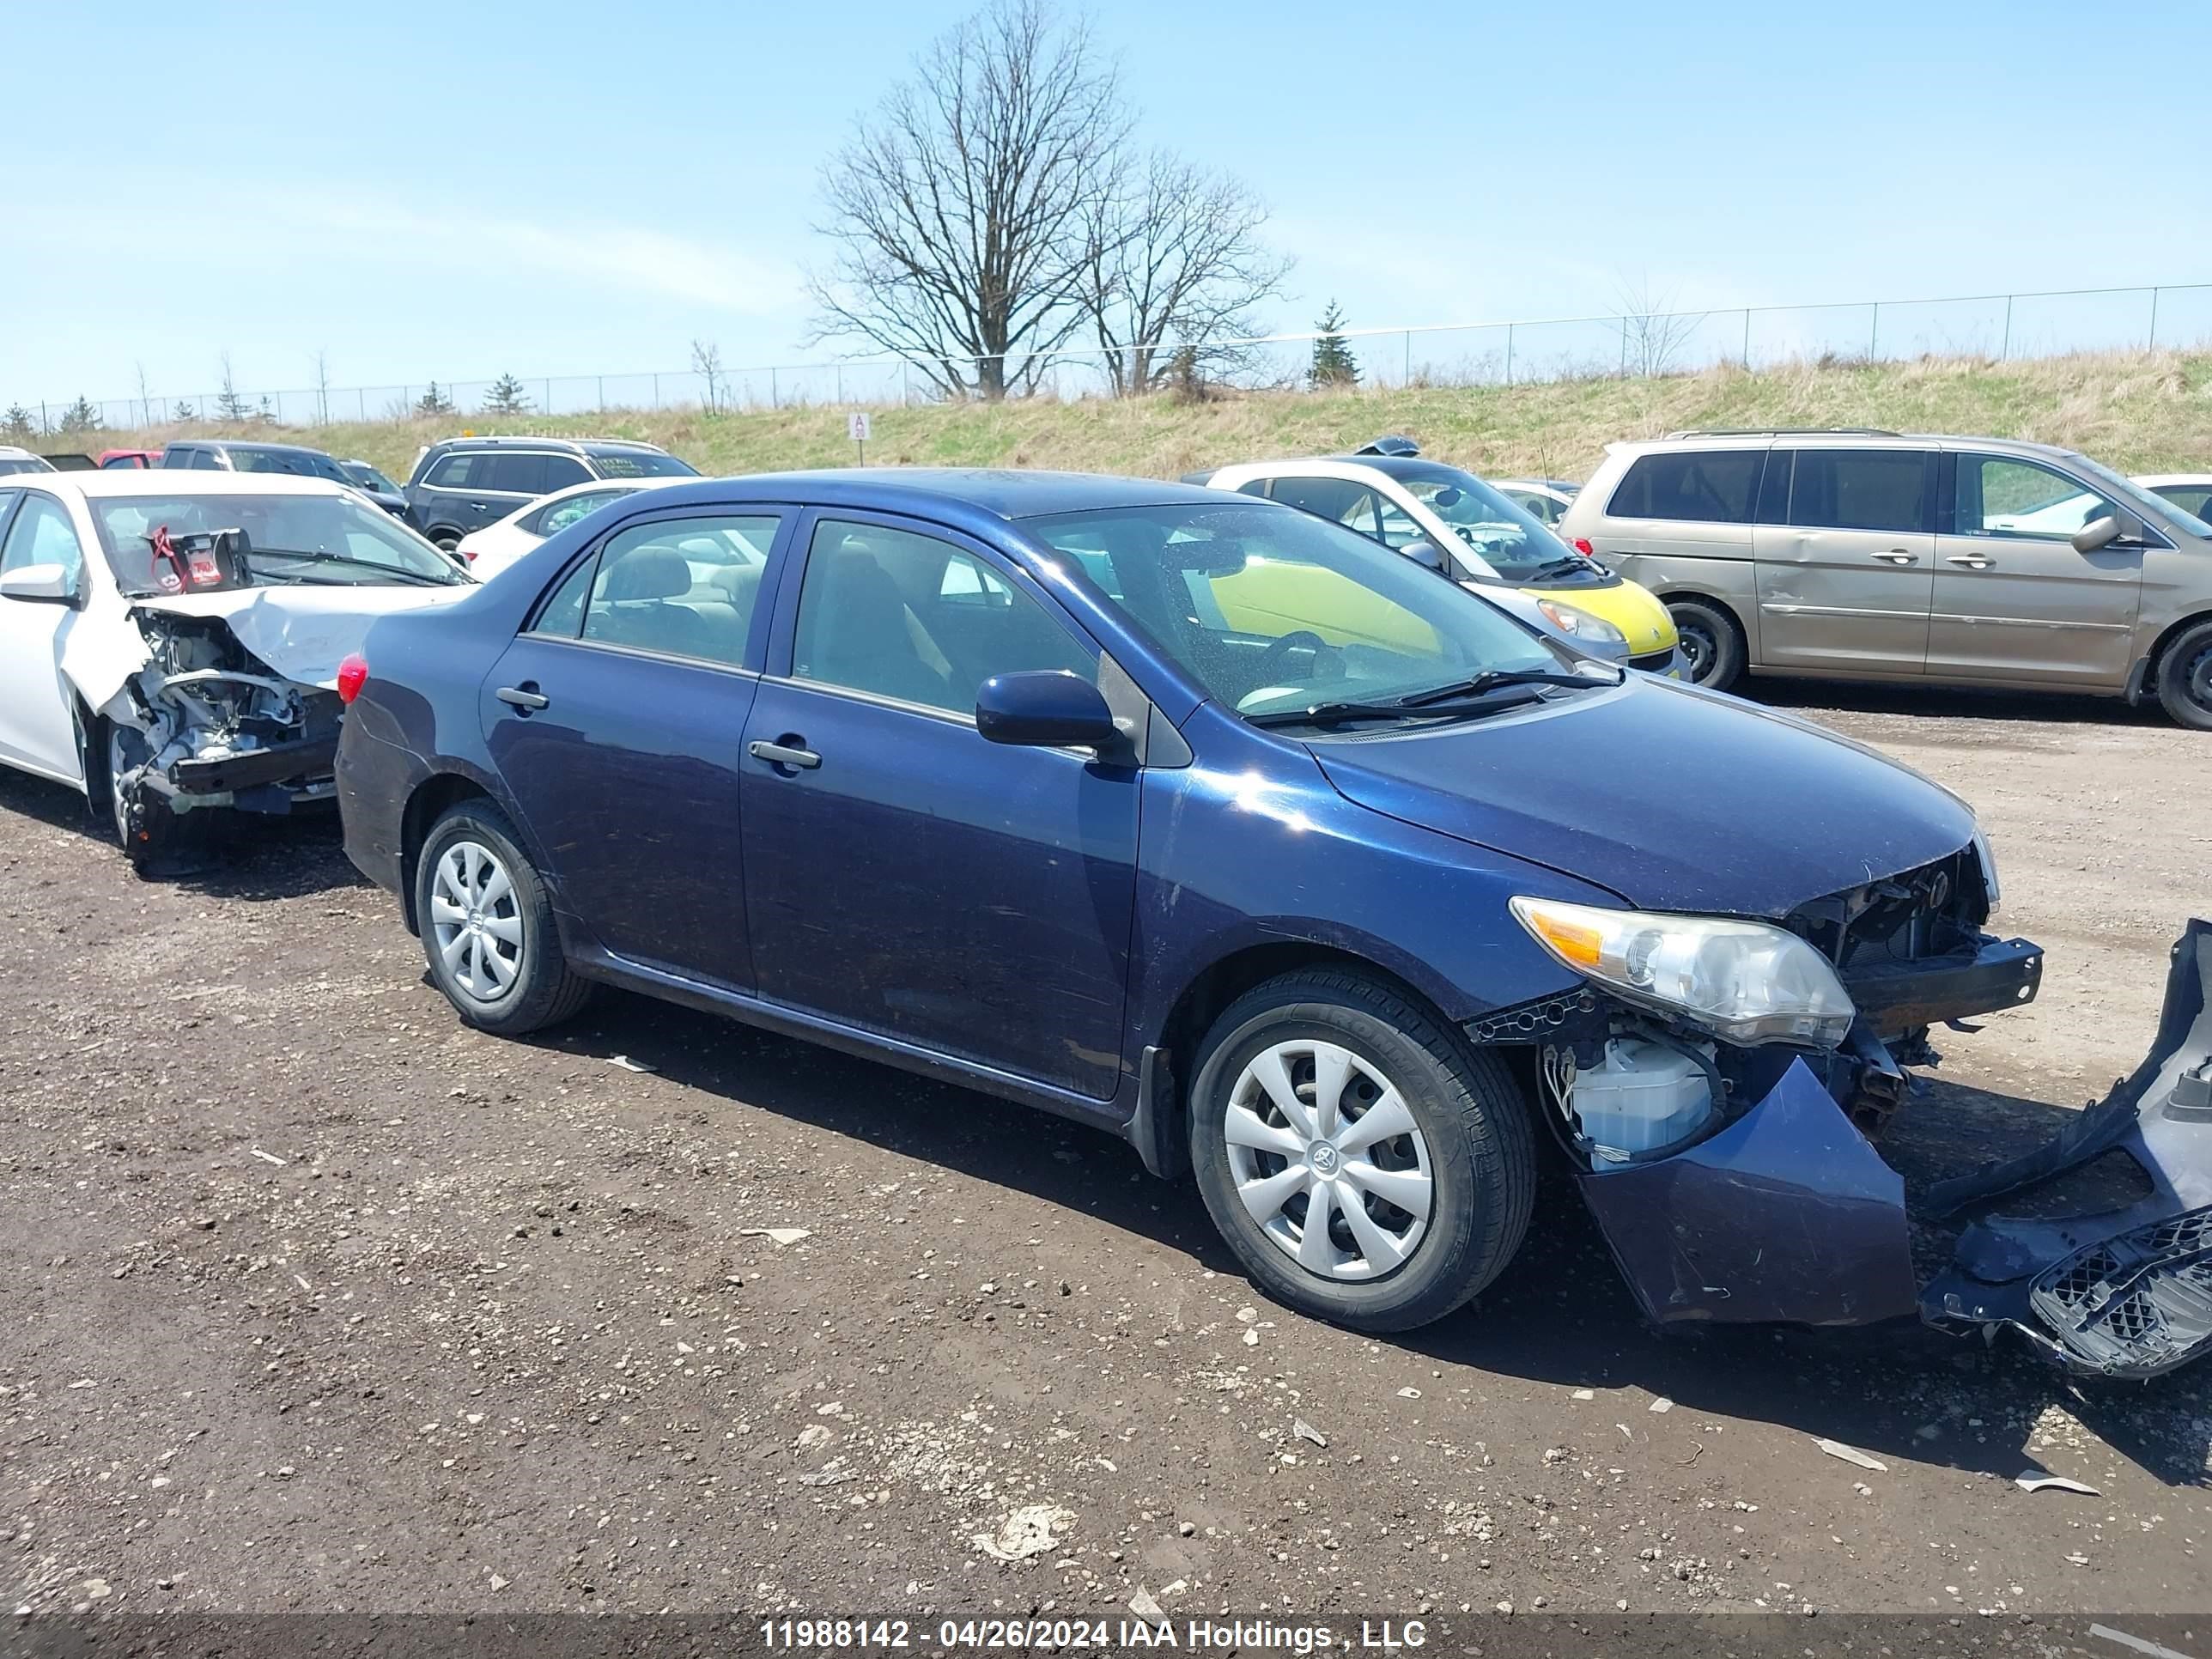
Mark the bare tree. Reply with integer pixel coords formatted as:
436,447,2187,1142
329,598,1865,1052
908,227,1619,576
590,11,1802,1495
133,362,153,428
1076,150,1290,397
806,0,1127,399
313,349,332,426
1614,272,1701,378
691,339,728,413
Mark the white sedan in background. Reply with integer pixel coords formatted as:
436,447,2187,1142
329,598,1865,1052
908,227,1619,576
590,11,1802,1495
456,475,688,576
0,471,470,871
2136,474,2212,520
1491,477,1580,526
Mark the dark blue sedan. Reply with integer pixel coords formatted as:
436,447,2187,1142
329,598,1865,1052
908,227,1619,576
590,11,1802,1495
331,468,2209,1371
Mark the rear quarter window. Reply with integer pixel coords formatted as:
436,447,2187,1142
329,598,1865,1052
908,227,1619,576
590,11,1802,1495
1607,451,1765,525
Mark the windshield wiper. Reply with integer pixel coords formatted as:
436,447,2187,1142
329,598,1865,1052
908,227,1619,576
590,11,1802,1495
1523,555,1596,583
1395,666,1622,707
1247,688,1557,729
249,548,447,586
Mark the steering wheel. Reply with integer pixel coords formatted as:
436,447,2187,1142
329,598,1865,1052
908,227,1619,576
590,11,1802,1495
1255,629,1336,685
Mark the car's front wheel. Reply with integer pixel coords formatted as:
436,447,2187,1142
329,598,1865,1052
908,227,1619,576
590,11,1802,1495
415,801,593,1035
105,720,211,876
2155,619,2212,732
1668,597,1746,690
1188,970,1536,1333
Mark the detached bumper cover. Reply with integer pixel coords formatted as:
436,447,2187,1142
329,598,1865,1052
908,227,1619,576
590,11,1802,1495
1922,920,2212,1378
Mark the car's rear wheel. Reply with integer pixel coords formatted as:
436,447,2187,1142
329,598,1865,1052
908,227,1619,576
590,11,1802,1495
1668,597,1746,690
415,801,593,1035
1187,970,1536,1333
430,530,461,552
2155,619,2212,732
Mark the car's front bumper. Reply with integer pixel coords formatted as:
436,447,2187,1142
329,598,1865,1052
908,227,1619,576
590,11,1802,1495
1543,921,2212,1380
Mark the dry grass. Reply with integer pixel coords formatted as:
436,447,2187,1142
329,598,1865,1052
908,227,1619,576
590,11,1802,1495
38,349,2212,485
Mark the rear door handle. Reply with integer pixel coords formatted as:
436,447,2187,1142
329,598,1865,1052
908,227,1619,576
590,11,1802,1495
1871,550,1918,565
1946,553,1995,569
496,684,550,711
748,738,821,770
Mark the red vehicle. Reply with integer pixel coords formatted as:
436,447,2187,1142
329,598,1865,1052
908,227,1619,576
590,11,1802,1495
98,448,162,469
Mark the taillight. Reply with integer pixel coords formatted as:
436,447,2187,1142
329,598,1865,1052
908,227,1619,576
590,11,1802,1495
337,653,368,705
1571,537,1596,557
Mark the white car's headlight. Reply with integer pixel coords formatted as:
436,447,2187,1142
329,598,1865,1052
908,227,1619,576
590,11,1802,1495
1534,598,1627,648
1510,896,1856,1048
1972,829,2000,915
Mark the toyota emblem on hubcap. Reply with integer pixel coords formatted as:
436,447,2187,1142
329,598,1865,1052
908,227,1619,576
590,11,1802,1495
1308,1141,1340,1176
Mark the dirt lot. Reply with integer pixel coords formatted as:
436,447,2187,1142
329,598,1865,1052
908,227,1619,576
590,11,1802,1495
3,681,2209,1628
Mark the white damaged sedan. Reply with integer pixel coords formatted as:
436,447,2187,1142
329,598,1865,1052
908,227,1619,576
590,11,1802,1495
0,471,471,872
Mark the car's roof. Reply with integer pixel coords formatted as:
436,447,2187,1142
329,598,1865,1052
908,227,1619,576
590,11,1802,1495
2136,472,2212,487
427,434,673,453
640,467,1236,520
0,445,40,459
1600,431,2079,459
1494,477,1580,492
177,438,332,456
10,471,351,500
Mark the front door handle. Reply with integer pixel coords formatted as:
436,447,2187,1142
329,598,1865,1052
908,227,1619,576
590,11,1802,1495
1946,553,1995,569
748,738,822,771
496,684,550,711
1871,550,1918,565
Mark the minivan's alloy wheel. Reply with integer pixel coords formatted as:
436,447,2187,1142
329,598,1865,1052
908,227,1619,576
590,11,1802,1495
415,800,594,1036
2156,620,2212,732
1224,1039,1432,1280
428,840,524,1002
1189,970,1535,1333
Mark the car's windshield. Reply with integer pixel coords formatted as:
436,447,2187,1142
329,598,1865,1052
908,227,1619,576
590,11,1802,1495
2068,453,2212,540
588,449,697,479
226,447,354,485
1026,501,1565,725
343,462,399,493
91,490,468,593
1390,464,1594,584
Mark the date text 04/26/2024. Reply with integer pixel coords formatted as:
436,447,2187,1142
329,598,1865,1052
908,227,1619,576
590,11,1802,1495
759,1620,1427,1650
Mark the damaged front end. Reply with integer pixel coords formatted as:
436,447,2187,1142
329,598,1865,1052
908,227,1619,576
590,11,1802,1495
1487,854,2211,1380
108,605,343,852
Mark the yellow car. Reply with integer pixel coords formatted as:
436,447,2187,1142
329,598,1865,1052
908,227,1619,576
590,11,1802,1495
1191,444,1680,672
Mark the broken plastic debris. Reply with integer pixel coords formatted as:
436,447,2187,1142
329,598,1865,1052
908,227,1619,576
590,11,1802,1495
1396,1387,1422,1400
249,1148,288,1166
739,1227,812,1248
971,1504,1074,1562
1128,1587,1166,1623
2017,1472,2101,1496
2089,1624,2194,1659
605,1054,656,1073
1648,1397,1673,1413
1293,1418,1327,1448
1814,1437,1887,1472
1571,1389,1595,1401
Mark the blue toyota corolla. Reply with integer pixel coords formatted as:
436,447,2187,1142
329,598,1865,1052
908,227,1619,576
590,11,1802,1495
333,470,2212,1376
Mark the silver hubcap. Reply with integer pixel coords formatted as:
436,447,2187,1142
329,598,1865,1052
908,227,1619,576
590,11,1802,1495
429,840,522,1002
1223,1039,1433,1281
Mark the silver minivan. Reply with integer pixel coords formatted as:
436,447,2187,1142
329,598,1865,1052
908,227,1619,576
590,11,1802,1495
1559,429,2212,728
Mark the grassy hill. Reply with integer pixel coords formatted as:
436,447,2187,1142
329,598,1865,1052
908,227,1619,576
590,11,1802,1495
38,349,2212,486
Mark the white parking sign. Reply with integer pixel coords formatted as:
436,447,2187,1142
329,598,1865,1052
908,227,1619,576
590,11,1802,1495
848,412,872,442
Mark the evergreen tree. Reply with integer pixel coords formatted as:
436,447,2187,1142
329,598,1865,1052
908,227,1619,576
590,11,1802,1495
415,382,457,416
1307,301,1359,389
58,396,102,434
482,374,533,416
172,399,197,422
214,353,253,422
2,404,35,445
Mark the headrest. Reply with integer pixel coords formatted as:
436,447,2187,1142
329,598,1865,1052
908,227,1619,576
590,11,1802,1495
602,544,690,602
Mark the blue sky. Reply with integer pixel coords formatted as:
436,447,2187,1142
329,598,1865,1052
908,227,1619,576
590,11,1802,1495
7,0,2209,410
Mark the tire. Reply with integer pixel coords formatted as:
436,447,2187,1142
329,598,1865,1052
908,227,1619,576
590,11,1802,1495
2155,619,2212,732
1668,597,1746,691
1186,969,1536,1334
414,800,593,1036
432,532,461,553
106,720,213,877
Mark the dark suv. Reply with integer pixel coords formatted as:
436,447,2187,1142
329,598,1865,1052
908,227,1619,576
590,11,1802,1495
160,440,356,483
403,437,697,550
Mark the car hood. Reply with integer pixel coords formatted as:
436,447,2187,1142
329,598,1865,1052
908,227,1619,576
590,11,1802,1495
70,584,471,708
1310,677,1978,917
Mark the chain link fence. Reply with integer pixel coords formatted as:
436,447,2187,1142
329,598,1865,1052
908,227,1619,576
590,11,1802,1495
23,282,2212,435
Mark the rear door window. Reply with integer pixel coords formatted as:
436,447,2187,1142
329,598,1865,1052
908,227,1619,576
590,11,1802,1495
1607,451,1765,523
1268,476,1386,542
1788,451,1934,533
541,455,591,490
484,454,549,495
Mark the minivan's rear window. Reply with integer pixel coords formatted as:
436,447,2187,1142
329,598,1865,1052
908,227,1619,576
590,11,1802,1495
1607,452,1764,524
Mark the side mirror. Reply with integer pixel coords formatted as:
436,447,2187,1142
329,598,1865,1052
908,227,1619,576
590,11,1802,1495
0,562,81,606
2071,515,2123,553
1399,539,1448,574
976,670,1123,752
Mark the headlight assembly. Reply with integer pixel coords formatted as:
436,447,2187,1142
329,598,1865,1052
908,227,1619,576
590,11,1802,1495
1510,896,1856,1048
1972,828,2001,915
1534,598,1627,648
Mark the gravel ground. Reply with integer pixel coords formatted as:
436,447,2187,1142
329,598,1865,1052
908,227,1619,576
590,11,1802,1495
2,680,2209,1626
